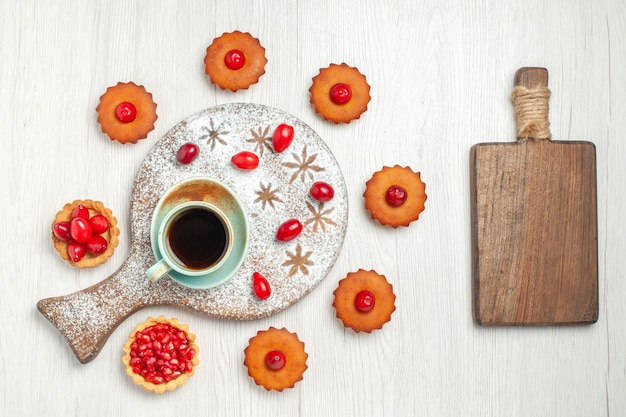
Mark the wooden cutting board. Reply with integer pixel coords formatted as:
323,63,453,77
37,103,348,363
470,67,598,326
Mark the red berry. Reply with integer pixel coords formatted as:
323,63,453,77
86,235,108,254
354,290,376,312
252,272,271,300
71,204,90,220
385,185,408,207
53,221,72,241
272,123,294,153
129,322,194,384
115,102,137,123
309,181,334,202
224,49,245,70
67,241,86,262
265,350,286,370
89,214,109,234
176,142,199,164
231,151,259,170
70,217,92,243
276,219,303,242
329,83,352,104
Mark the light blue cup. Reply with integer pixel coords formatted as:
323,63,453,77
147,177,249,289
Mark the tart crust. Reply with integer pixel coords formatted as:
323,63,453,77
244,327,308,391
204,31,267,92
96,81,158,144
333,269,396,333
122,316,199,394
363,165,427,228
51,199,120,268
309,63,371,124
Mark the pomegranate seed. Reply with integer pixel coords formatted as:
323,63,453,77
309,181,335,202
128,322,194,385
53,221,72,241
85,235,108,254
176,142,200,164
354,290,376,312
276,219,303,242
67,241,86,262
88,214,109,234
231,151,259,170
329,83,352,104
70,217,92,243
71,204,90,220
115,102,137,123
252,272,271,300
272,123,294,153
265,350,286,370
385,185,407,207
224,49,245,70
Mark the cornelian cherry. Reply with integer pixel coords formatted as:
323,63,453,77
89,214,109,234
265,350,286,370
68,241,86,262
231,151,259,170
86,235,108,254
329,83,352,104
385,185,407,207
53,221,72,241
272,124,294,153
115,102,137,123
71,204,90,220
354,290,376,312
70,217,93,243
276,219,303,242
176,142,200,164
309,181,334,202
252,272,271,300
224,49,245,70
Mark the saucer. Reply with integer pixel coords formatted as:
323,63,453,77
150,177,249,289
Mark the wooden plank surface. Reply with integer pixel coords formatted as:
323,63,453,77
2,1,625,416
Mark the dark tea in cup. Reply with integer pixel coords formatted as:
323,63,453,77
166,207,228,270
147,200,234,282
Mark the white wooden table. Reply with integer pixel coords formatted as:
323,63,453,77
2,1,625,415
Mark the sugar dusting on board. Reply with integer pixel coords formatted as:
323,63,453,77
37,103,348,363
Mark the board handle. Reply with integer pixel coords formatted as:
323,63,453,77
37,253,147,364
512,67,551,141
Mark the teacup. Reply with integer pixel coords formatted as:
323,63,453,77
147,201,233,282
147,177,249,289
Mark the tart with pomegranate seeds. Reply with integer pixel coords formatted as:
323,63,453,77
96,81,158,144
122,316,199,394
309,63,371,124
363,165,427,228
333,269,396,333
204,31,267,92
244,327,308,391
51,199,120,268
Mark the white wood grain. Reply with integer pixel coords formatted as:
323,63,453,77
1,0,624,415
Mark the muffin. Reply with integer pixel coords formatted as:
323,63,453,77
244,327,308,391
204,31,267,91
96,81,158,144
309,63,371,123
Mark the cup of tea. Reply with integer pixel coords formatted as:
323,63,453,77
147,201,234,282
146,177,249,288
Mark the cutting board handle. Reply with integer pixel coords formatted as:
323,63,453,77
512,67,552,141
37,251,148,364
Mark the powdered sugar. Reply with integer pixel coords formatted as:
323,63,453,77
37,103,348,363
